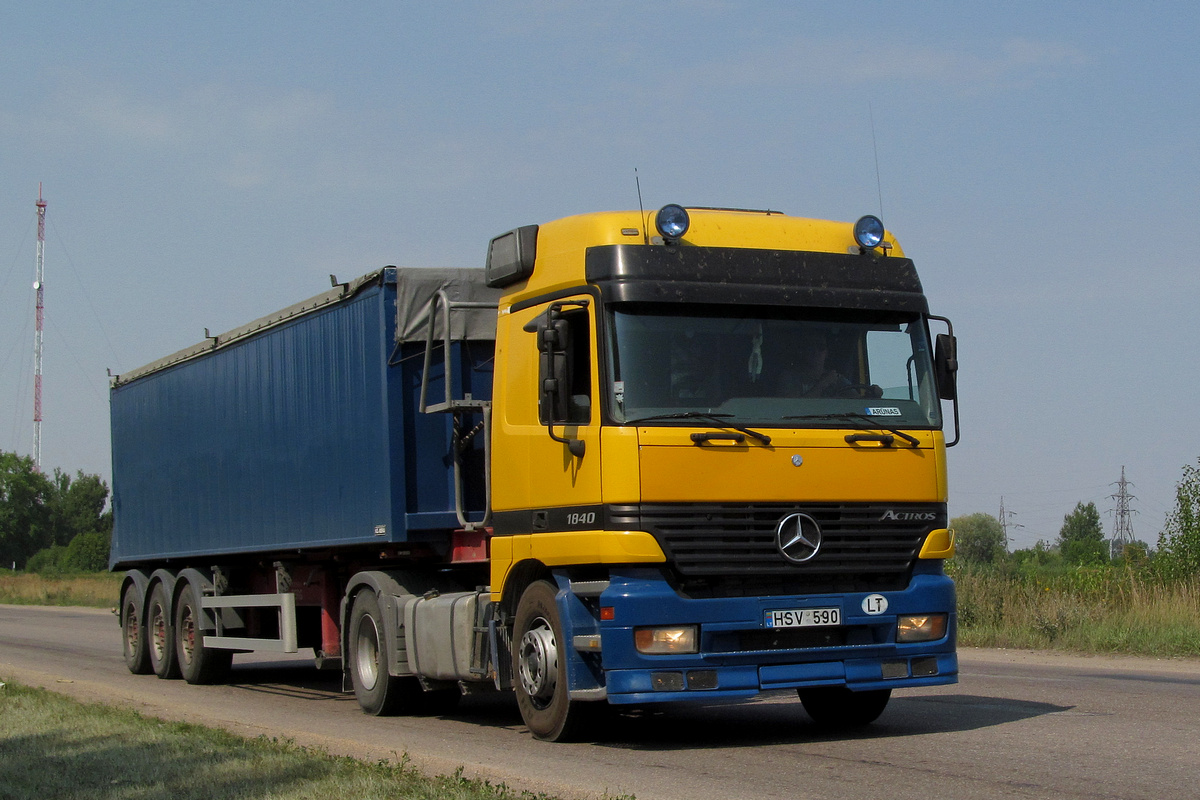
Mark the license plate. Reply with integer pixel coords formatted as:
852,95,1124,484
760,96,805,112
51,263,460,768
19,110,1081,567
764,607,841,628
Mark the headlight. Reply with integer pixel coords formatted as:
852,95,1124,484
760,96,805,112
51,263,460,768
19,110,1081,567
896,614,948,643
634,625,698,654
853,215,885,249
655,204,690,240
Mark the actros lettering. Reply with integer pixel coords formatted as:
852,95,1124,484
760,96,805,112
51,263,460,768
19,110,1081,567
879,510,937,522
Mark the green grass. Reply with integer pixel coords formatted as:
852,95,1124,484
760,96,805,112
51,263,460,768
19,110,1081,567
0,570,122,608
954,566,1200,657
0,680,593,800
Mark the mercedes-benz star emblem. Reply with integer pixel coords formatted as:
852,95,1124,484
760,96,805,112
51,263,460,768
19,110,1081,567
775,513,822,563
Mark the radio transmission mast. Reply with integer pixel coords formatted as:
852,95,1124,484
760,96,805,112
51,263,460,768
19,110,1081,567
32,185,46,472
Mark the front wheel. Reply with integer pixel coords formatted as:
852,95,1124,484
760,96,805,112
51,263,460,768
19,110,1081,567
174,583,232,685
512,580,593,742
798,687,891,728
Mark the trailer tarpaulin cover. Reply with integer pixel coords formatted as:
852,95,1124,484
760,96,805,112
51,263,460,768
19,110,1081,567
393,267,501,343
114,268,501,385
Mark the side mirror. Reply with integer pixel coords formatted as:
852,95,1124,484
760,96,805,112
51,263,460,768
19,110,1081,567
537,316,572,424
532,302,588,458
934,333,958,401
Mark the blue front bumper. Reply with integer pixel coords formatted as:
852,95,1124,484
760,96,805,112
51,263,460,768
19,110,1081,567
560,563,958,705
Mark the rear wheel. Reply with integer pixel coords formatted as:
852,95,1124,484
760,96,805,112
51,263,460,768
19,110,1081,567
513,580,592,742
347,590,405,715
798,687,891,728
120,583,152,675
147,583,179,679
175,583,232,684
347,589,460,716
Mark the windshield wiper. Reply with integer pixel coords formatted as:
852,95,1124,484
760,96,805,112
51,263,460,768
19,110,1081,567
623,411,772,445
782,412,920,448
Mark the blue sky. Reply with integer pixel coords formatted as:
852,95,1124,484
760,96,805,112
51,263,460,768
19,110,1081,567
2,2,1197,549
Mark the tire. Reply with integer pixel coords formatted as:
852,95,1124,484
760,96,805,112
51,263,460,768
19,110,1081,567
348,590,406,715
347,589,461,716
120,583,152,675
147,582,179,679
174,583,232,685
798,687,891,728
512,580,592,742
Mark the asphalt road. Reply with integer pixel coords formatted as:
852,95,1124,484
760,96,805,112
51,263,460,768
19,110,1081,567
2,604,1198,800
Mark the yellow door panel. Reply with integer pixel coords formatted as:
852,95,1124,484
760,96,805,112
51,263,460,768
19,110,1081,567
491,297,602,513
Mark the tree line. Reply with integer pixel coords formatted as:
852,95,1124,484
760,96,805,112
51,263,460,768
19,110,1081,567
0,451,112,573
954,458,1200,578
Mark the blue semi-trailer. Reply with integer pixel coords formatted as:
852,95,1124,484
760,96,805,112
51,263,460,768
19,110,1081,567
112,267,500,698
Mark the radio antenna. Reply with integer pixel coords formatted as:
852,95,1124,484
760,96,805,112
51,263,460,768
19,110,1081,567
33,185,47,472
635,168,648,244
869,102,884,219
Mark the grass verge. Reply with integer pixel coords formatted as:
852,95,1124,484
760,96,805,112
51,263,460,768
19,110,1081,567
0,571,122,608
0,679,597,800
955,568,1200,657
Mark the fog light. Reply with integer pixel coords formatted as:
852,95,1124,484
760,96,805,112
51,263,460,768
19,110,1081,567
911,656,940,677
635,625,698,654
686,670,718,690
655,204,690,240
881,660,909,679
651,672,685,691
896,614,948,643
853,215,885,249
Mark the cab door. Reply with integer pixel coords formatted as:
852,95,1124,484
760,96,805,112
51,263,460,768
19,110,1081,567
491,294,602,526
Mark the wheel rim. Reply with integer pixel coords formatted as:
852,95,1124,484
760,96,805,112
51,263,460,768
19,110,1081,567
355,616,381,691
179,605,196,666
124,601,140,656
151,604,167,662
518,616,558,709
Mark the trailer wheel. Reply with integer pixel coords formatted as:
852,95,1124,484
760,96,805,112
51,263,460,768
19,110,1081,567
147,583,179,679
120,583,152,675
174,583,232,685
798,687,891,728
513,580,590,742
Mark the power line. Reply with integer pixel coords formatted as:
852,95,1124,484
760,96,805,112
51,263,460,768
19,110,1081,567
48,213,123,367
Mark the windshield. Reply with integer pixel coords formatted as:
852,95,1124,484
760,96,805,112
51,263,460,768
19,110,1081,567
607,304,942,428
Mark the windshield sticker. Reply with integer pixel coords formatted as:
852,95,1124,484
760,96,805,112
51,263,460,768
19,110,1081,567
865,407,902,416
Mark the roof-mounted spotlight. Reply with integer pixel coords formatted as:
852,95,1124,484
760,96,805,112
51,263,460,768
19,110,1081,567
655,204,690,242
853,215,886,251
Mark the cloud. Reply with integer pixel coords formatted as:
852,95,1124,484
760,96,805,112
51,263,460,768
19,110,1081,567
715,36,1090,95
15,73,338,190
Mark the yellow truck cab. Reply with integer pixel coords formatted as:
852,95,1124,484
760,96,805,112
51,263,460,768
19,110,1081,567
484,205,959,740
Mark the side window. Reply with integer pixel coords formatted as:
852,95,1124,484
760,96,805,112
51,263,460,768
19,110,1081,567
864,327,916,400
564,309,592,423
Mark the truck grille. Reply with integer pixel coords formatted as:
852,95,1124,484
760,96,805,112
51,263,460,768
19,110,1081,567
608,503,942,598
